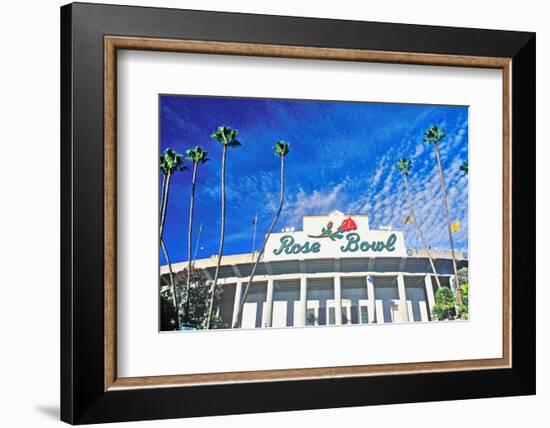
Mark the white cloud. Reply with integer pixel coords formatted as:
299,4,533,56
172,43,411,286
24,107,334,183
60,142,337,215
412,143,424,158
340,126,469,252
371,166,384,187
204,169,278,216
279,182,347,228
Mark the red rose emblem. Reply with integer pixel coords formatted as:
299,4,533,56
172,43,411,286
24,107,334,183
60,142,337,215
341,217,357,232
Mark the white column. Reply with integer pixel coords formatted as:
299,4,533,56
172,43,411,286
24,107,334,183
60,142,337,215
366,275,375,324
334,275,342,325
298,276,307,327
424,275,436,319
397,274,409,323
263,279,274,328
231,280,243,327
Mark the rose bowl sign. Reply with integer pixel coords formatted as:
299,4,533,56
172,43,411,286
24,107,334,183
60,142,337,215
264,210,406,262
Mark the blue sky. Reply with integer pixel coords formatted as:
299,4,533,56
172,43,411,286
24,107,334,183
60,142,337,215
160,95,468,264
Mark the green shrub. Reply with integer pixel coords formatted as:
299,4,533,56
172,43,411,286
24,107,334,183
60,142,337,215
160,267,227,330
457,267,469,319
457,283,469,320
431,287,456,320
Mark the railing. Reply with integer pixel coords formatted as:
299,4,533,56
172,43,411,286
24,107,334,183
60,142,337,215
406,247,468,260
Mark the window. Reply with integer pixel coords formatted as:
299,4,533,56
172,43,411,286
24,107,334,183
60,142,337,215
340,299,352,325
328,307,336,325
360,306,369,324
306,308,317,326
306,300,320,326
358,299,370,324
342,306,349,324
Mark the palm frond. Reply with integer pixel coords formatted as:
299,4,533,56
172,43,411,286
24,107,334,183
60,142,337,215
395,157,411,174
227,139,241,148
460,160,469,175
211,125,240,149
423,124,446,145
160,147,187,175
274,140,290,157
186,146,210,164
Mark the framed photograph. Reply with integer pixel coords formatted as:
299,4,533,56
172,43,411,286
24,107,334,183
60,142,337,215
61,2,535,424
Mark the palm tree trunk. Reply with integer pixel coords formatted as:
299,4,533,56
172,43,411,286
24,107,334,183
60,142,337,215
206,145,227,329
433,143,463,307
403,173,442,289
159,171,171,238
159,173,179,330
184,163,198,324
233,156,285,329
160,173,166,218
160,238,179,329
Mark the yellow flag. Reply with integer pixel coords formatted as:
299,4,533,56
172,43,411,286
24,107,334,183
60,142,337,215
404,215,412,224
451,220,460,233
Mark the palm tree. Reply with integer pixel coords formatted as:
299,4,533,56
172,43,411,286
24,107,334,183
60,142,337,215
460,160,469,175
159,148,187,329
423,125,463,307
233,141,290,329
205,126,241,329
396,158,442,289
183,146,209,325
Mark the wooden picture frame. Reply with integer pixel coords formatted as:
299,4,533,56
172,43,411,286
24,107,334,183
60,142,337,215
61,2,535,424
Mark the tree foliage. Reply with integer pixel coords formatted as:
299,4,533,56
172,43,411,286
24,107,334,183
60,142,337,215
457,267,469,319
457,284,469,320
423,124,446,145
160,267,226,330
395,157,412,174
160,148,186,175
211,125,241,148
460,160,469,175
186,146,210,164
431,287,456,320
274,140,290,157
431,267,469,321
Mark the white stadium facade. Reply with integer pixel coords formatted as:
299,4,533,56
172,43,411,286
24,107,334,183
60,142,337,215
161,210,468,329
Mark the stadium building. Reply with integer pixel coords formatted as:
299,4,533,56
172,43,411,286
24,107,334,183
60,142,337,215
161,210,467,329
